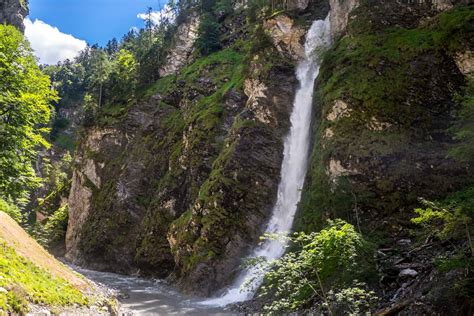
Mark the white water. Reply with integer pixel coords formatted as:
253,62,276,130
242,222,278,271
201,15,332,307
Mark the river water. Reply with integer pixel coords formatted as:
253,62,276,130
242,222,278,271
76,268,228,315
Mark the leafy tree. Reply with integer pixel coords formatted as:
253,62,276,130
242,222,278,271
109,49,138,102
89,49,112,108
195,13,221,55
0,25,57,206
412,193,474,256
0,199,22,223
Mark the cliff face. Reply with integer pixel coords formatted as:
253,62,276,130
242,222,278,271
299,0,473,230
0,0,28,32
64,0,473,305
297,0,473,312
64,0,329,294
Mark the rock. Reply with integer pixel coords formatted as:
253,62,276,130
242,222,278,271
287,0,310,11
159,14,200,77
397,239,412,247
326,100,349,121
65,128,120,263
264,15,306,61
0,0,28,32
454,50,474,75
329,0,359,37
399,268,418,278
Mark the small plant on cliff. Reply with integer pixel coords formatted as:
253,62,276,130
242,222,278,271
411,190,474,304
252,219,375,313
412,196,473,256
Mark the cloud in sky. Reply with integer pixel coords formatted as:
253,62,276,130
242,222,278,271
24,18,87,65
137,5,175,26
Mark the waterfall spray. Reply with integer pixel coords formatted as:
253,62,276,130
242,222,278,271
201,15,332,306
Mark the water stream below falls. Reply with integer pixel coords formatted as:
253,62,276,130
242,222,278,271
76,267,227,315
201,16,332,306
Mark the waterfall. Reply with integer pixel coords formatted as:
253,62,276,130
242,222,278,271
201,15,332,307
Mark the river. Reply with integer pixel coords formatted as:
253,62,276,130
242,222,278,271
76,268,229,315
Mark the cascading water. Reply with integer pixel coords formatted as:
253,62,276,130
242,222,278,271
201,15,332,307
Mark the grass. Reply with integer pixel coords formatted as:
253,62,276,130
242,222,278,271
0,240,88,314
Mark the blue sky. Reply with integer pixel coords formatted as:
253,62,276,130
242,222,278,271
29,0,168,45
25,0,170,64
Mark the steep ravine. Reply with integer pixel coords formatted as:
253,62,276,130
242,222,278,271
61,0,474,313
64,3,315,296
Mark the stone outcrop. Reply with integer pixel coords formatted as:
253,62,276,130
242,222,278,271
264,15,306,61
159,14,200,77
0,0,28,32
327,0,470,38
329,0,359,37
65,128,121,263
168,52,297,295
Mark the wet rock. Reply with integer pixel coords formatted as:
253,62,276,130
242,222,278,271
399,268,419,278
397,239,412,247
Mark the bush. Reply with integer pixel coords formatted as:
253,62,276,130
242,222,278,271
0,199,22,223
253,219,375,312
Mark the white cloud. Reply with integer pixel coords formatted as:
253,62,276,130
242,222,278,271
24,18,87,65
137,5,175,26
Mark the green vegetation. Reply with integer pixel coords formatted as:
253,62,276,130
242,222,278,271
0,199,22,223
253,220,376,313
31,205,70,248
196,13,221,55
0,241,87,314
411,186,474,306
450,75,474,164
0,25,57,207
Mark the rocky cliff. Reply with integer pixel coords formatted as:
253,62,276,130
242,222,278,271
296,0,473,313
64,0,332,294
299,0,473,231
64,0,473,308
0,0,28,32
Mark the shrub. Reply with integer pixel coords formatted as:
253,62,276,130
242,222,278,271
253,219,375,312
0,199,22,223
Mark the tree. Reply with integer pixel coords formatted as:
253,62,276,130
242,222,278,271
109,49,138,102
0,25,57,206
195,13,221,55
89,49,111,108
105,38,119,56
